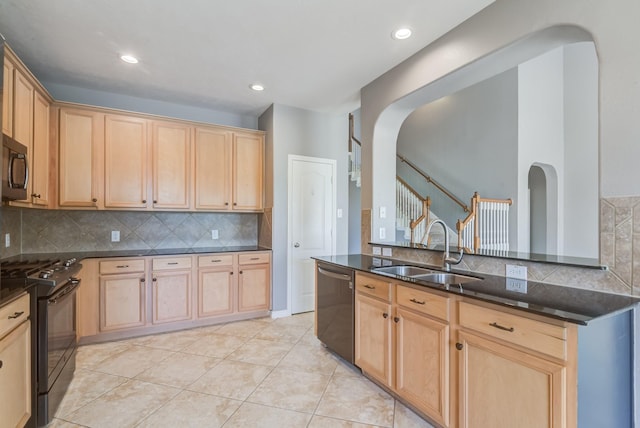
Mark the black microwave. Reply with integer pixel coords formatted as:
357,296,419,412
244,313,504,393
2,134,28,201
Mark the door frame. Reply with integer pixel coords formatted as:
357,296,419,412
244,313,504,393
286,154,337,316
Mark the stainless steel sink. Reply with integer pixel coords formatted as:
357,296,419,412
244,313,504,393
372,265,437,277
412,272,481,284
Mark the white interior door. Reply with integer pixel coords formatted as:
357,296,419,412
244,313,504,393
289,155,336,314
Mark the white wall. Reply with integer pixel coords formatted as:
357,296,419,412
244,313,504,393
517,46,565,254
43,81,257,129
259,104,349,311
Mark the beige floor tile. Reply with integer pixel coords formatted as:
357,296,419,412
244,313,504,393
75,341,132,370
278,343,339,375
227,338,294,366
128,330,201,351
254,323,309,343
55,368,128,417
299,328,324,346
136,390,241,428
63,379,179,428
247,368,331,413
223,402,312,427
187,359,272,400
333,358,363,377
46,418,85,427
215,319,267,337
308,415,383,427
135,352,221,388
315,375,395,427
93,345,175,378
274,311,315,328
393,401,436,428
180,332,248,358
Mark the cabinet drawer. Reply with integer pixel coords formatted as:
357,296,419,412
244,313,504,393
100,259,145,274
0,293,30,340
153,257,192,270
458,301,567,360
355,273,391,302
198,254,234,268
397,285,449,321
238,252,270,265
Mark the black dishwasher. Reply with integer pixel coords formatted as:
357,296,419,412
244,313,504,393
316,261,354,364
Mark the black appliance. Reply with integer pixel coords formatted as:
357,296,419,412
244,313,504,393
315,261,355,363
2,133,29,201
1,257,81,427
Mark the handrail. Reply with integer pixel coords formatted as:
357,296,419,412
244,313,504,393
348,113,362,151
397,154,469,213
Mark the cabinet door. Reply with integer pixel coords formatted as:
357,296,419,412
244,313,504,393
232,132,263,210
2,59,13,137
0,321,31,428
355,292,392,386
194,127,231,210
31,91,50,206
152,121,190,209
104,114,148,208
12,69,34,202
396,308,449,427
457,330,566,428
198,268,235,318
100,274,146,331
59,108,104,207
152,271,192,324
237,263,270,312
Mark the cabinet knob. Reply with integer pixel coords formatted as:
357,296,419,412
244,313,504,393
142,199,147,204
92,198,98,203
230,271,234,275
456,342,463,351
239,270,243,274
140,278,145,283
393,317,400,323
0,360,3,369
152,278,157,282
382,313,389,319
233,202,237,206
225,202,229,206
153,200,158,204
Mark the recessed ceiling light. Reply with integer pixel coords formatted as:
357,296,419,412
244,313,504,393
250,83,265,91
392,27,412,40
120,54,139,64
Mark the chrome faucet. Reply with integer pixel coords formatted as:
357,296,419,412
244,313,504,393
425,219,464,272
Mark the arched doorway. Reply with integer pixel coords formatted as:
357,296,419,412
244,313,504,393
528,163,558,255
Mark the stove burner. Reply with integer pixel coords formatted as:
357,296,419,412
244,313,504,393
1,257,80,288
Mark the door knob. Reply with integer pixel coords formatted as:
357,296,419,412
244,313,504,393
294,242,300,248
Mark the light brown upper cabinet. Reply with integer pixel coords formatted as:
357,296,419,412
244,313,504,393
12,68,34,204
194,127,264,211
194,127,231,210
2,59,13,137
31,90,50,206
233,132,264,211
58,107,104,208
152,121,191,210
104,114,148,209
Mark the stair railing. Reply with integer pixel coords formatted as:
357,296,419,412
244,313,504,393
457,192,513,253
348,113,362,187
396,177,431,244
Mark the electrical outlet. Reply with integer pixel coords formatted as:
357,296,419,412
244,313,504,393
372,246,382,256
4,233,9,248
379,227,386,240
211,229,219,239
111,230,120,242
506,278,528,293
337,208,343,218
379,206,387,218
382,247,393,257
505,264,527,280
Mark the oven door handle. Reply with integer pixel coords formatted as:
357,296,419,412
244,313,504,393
48,278,80,305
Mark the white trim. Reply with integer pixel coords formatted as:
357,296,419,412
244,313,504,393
270,309,292,319
287,154,337,315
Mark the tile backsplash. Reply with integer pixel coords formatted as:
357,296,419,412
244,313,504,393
1,207,258,257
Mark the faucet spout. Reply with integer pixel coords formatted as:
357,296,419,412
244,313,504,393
424,219,464,271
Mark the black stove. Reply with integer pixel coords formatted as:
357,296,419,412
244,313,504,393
0,256,82,427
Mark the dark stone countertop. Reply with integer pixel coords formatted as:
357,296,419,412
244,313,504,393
0,246,271,307
314,254,640,325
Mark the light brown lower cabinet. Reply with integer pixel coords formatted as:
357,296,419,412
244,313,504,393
78,251,272,342
0,294,31,428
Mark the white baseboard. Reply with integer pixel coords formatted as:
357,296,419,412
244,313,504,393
271,309,292,319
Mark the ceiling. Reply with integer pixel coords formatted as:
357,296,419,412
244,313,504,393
0,0,494,117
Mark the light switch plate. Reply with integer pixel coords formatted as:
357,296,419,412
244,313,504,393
337,208,343,218
379,227,386,239
505,264,527,280
111,230,120,242
211,229,219,239
382,247,393,257
4,233,9,248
